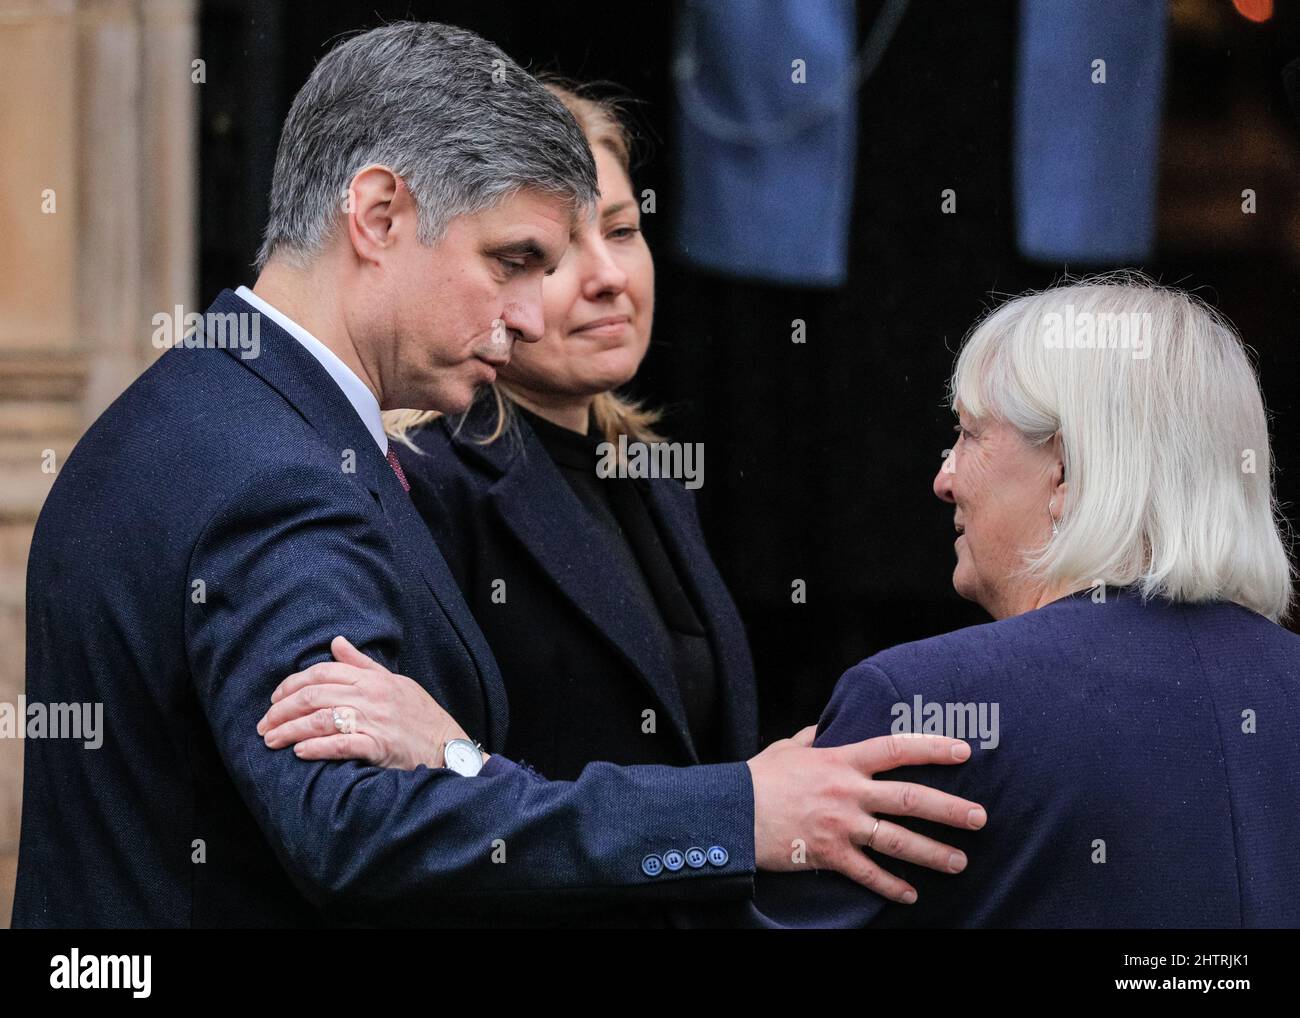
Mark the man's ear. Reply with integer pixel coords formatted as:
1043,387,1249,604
345,165,413,264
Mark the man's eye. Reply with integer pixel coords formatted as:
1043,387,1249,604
498,257,526,275
608,225,640,241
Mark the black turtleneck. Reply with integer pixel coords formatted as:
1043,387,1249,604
517,405,720,758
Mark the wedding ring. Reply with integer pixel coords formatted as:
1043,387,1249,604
867,817,881,850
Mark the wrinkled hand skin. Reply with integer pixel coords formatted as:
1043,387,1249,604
257,636,474,769
748,728,986,904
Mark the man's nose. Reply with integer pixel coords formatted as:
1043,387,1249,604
502,294,545,344
934,449,956,503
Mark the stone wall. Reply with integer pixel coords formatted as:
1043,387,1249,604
0,0,196,927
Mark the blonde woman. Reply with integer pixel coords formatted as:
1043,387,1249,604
386,83,755,778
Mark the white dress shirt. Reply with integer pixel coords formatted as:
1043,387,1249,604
235,285,387,454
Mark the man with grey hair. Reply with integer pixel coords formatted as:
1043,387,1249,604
14,21,983,927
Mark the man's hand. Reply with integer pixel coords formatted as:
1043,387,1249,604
256,636,472,769
748,728,986,904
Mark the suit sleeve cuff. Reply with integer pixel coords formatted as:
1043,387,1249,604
480,754,547,782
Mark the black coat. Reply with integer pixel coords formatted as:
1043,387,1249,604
397,405,760,780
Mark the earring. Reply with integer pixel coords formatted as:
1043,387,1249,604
1048,497,1060,536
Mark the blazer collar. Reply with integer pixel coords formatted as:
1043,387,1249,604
233,284,387,453
450,402,701,761
637,479,759,761
208,289,508,746
208,289,384,492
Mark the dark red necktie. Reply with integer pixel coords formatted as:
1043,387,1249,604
385,448,410,492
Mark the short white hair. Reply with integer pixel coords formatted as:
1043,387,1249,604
949,272,1294,622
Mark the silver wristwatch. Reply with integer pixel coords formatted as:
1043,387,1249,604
443,738,486,776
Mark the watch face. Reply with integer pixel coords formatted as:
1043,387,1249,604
445,740,482,776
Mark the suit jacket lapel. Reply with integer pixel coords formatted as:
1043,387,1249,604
208,289,507,747
375,480,509,747
469,423,699,761
641,480,760,760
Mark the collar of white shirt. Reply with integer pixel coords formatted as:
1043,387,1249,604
235,285,386,454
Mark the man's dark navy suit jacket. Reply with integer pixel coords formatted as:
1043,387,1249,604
745,589,1300,928
12,290,754,927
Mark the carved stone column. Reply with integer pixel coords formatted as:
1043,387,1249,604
0,0,197,927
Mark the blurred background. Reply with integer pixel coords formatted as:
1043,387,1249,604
2,0,1299,926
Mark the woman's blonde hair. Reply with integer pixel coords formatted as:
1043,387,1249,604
950,271,1294,622
386,78,662,451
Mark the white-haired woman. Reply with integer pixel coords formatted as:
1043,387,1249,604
748,274,1299,928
